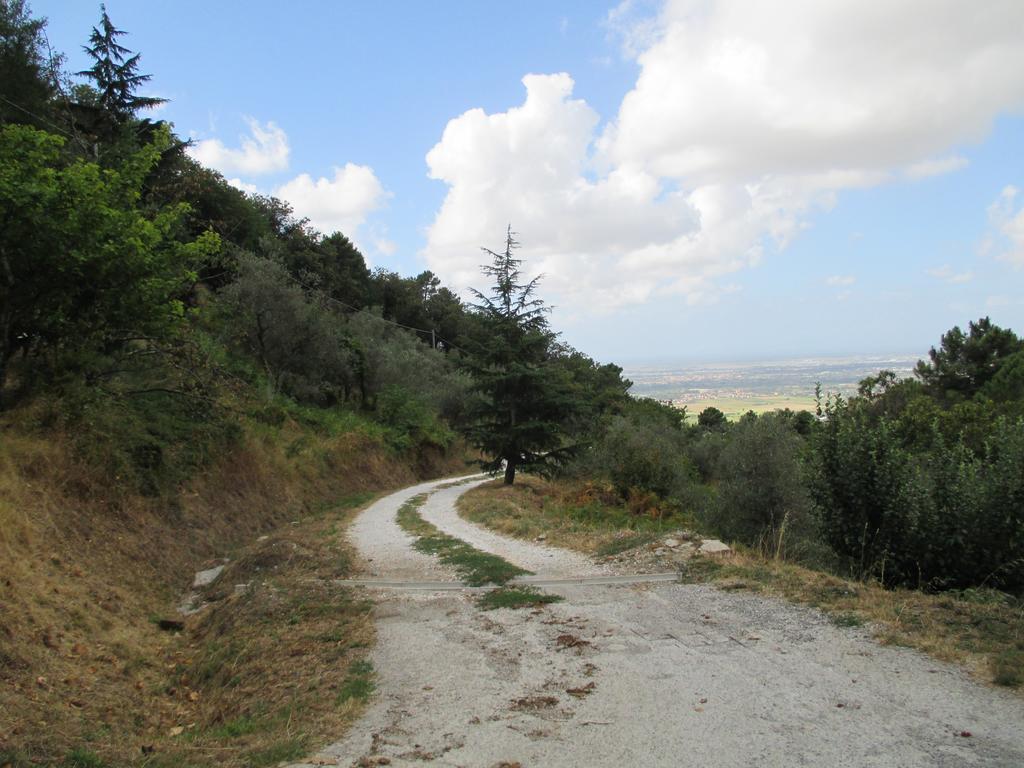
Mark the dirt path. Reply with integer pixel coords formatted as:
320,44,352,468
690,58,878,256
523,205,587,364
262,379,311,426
293,477,1024,768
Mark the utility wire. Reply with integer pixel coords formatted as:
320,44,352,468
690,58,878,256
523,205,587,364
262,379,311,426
1,89,472,355
280,270,472,356
0,93,76,139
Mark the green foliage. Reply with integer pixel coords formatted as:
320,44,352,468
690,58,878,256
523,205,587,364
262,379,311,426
915,317,1023,402
377,386,454,452
478,586,563,610
812,393,1024,592
218,255,358,404
0,0,57,128
463,228,585,484
580,409,695,502
697,406,728,431
0,123,218,399
396,494,529,585
77,4,165,123
56,386,238,497
336,659,375,704
711,412,816,556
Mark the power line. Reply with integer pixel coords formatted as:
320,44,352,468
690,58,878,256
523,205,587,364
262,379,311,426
0,88,471,358
0,93,76,139
280,270,471,356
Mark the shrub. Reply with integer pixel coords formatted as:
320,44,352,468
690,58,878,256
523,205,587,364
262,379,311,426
710,412,816,557
579,411,696,503
812,396,1024,592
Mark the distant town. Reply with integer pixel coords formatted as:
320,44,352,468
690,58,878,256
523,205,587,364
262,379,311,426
624,355,919,418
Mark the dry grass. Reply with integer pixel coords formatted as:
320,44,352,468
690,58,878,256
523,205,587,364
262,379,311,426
457,476,684,555
0,404,472,767
683,552,1024,690
459,477,1023,692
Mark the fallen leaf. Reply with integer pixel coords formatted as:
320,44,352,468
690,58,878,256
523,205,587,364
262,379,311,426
169,726,184,737
567,682,596,698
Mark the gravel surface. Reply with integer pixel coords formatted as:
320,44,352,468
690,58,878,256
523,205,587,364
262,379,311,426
418,477,609,578
292,478,1024,768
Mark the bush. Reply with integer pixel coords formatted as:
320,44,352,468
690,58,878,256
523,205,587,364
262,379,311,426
812,396,1024,592
575,407,696,505
710,413,817,557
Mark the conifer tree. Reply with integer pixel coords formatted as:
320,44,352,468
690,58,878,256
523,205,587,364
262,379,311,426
464,228,579,484
77,4,164,123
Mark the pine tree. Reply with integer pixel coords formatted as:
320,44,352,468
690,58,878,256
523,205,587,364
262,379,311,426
464,227,580,484
77,4,164,123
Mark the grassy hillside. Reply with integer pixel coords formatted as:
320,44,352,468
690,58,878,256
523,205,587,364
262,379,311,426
0,397,470,767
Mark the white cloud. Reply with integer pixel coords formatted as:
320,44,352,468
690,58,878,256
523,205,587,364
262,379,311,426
825,275,855,287
188,118,290,176
422,1,1024,312
984,185,1024,267
276,163,389,242
601,0,1024,183
423,73,706,308
227,178,259,195
927,265,974,284
904,155,969,180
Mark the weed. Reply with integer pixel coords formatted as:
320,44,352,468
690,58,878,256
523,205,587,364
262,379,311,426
992,649,1024,687
397,495,529,586
62,749,109,768
205,715,261,739
0,750,31,768
245,737,307,768
337,659,375,704
478,587,563,611
831,612,865,628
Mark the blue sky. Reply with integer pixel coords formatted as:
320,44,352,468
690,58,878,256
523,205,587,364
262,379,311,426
37,0,1024,363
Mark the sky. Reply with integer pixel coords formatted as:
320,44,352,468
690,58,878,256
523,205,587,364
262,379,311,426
36,0,1024,364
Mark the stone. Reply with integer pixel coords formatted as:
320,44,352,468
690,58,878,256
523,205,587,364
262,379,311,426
697,539,732,557
663,538,681,549
192,565,225,589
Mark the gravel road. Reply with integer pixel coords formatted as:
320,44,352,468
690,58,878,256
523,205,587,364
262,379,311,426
293,476,1024,768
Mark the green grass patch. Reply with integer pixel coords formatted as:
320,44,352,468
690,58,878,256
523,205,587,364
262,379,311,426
245,737,308,768
830,612,865,628
336,659,375,704
397,495,529,586
992,649,1024,687
205,715,261,739
478,586,563,611
62,749,110,768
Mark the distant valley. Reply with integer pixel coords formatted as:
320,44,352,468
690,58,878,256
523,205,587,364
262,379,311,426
624,354,919,419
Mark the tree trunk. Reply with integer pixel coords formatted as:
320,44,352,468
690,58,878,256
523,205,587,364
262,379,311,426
503,457,517,485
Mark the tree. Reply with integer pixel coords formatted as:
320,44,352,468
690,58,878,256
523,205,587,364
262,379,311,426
915,317,1024,401
0,123,217,403
0,0,57,127
713,413,813,554
77,4,164,124
697,406,727,431
463,228,579,484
